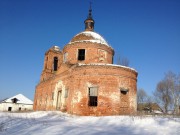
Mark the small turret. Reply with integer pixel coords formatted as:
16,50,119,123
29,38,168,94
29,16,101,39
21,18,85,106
40,46,63,82
84,2,95,31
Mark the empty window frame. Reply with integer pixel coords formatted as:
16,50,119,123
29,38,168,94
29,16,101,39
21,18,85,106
53,57,58,71
89,87,98,106
78,49,85,61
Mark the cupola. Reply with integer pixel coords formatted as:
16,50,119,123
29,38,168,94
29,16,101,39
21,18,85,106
84,3,94,31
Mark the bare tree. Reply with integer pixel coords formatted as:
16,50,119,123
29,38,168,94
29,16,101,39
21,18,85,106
116,55,130,67
146,96,154,112
173,73,180,114
154,71,180,114
121,57,129,67
117,56,121,65
137,89,155,113
154,80,171,113
137,88,148,103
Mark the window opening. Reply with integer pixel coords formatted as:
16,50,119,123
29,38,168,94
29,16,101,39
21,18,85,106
11,98,18,103
8,107,12,111
120,88,129,95
54,57,58,71
78,49,85,61
112,56,114,64
89,87,98,106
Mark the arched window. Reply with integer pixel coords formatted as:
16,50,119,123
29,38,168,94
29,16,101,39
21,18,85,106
53,57,58,71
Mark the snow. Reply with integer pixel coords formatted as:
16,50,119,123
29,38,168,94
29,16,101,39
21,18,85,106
153,110,163,114
0,111,179,135
69,31,111,48
78,63,137,73
53,46,60,51
3,94,33,105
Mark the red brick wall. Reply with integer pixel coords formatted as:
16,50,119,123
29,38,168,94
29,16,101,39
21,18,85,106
34,63,137,116
40,49,63,82
67,65,137,115
63,42,114,64
34,36,137,116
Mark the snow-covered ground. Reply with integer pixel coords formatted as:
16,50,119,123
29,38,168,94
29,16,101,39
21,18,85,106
0,111,179,135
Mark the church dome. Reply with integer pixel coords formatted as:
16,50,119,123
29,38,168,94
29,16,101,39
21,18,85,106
67,4,112,48
69,31,110,47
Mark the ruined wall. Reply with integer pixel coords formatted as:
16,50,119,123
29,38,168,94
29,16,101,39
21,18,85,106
67,65,137,116
34,40,138,116
34,69,71,111
34,64,137,116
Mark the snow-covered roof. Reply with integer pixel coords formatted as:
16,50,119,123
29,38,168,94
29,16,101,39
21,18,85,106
69,31,112,48
2,94,33,105
50,46,60,51
153,110,163,114
77,63,137,73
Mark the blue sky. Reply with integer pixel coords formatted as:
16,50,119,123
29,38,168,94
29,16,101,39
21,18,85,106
0,0,180,100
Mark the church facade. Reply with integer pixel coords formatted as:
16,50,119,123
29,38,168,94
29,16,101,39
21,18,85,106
33,8,138,116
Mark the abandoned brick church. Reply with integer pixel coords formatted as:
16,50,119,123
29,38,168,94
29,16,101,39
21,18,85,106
33,7,138,115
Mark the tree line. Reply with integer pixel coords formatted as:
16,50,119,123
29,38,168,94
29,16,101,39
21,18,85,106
137,71,180,114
